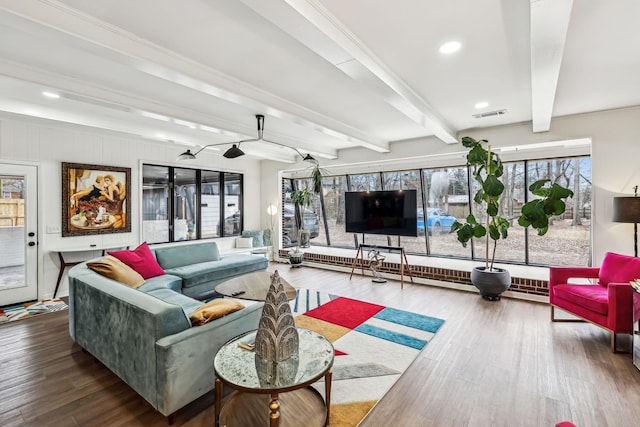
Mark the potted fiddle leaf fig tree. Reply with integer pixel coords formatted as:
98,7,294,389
451,136,574,301
290,186,315,248
285,160,326,266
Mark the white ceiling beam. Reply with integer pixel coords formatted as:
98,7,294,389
275,0,458,144
0,59,340,160
0,0,376,154
530,0,573,132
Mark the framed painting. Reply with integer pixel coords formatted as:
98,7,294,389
62,162,131,237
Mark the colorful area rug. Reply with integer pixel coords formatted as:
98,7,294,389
290,289,445,427
0,298,68,324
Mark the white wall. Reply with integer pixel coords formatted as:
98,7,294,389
0,112,262,299
261,106,640,267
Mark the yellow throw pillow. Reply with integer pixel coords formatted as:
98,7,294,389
189,299,245,326
87,255,146,288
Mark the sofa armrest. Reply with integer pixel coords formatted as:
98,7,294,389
69,266,191,343
607,282,633,332
549,266,600,287
154,302,264,415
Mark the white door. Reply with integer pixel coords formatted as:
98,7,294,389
0,164,38,305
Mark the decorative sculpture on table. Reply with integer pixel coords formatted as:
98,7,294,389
254,270,300,386
368,248,387,283
254,270,299,362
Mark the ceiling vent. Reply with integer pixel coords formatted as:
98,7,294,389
473,109,508,119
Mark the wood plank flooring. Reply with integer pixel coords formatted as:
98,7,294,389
1,263,640,426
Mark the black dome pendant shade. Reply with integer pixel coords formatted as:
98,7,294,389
223,144,244,159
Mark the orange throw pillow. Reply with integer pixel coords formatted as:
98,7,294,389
87,255,145,288
189,299,245,326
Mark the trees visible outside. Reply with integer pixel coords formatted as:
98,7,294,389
284,154,591,267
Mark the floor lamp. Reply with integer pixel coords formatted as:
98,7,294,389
613,186,640,257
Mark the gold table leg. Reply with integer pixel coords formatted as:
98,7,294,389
270,392,280,427
325,370,332,426
215,378,222,427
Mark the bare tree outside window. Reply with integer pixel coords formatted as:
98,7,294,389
281,155,591,267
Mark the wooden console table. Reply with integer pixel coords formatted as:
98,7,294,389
50,244,129,298
349,243,414,288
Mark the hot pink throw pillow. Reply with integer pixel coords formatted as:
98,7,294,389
108,242,164,279
598,252,640,286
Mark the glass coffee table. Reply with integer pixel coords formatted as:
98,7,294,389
215,271,297,301
214,328,334,427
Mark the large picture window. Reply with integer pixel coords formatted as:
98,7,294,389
142,164,242,243
282,155,591,267
422,167,471,258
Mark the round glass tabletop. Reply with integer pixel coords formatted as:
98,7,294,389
214,328,334,391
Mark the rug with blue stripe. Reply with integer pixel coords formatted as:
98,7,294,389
293,291,445,427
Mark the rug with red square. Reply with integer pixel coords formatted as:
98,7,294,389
291,289,445,427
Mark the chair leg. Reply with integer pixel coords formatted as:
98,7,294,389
551,304,629,352
611,333,633,354
549,305,585,323
611,332,617,353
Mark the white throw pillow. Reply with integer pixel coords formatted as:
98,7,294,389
235,237,253,248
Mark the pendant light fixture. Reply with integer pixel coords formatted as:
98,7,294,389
176,114,317,163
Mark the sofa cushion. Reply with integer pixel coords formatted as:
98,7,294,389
164,254,268,289
599,252,640,286
242,230,264,248
189,299,245,326
146,288,203,318
108,242,165,279
137,273,183,293
155,242,220,270
87,255,146,288
553,284,609,315
262,229,271,247
235,237,253,248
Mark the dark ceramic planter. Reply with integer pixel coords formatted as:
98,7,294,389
470,266,511,301
289,251,304,268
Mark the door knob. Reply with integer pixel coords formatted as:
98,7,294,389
28,232,35,237
28,241,36,246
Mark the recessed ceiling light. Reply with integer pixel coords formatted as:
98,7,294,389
439,41,461,54
475,101,489,109
42,91,60,99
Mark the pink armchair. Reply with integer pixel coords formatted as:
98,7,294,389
549,252,640,352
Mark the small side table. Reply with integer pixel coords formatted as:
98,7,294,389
214,328,334,427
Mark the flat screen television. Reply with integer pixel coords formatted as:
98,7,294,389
344,190,417,237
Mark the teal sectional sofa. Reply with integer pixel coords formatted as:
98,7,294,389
153,242,267,297
67,241,268,421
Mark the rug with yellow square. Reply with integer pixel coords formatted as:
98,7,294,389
291,289,445,427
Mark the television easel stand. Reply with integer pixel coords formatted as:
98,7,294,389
349,243,414,289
